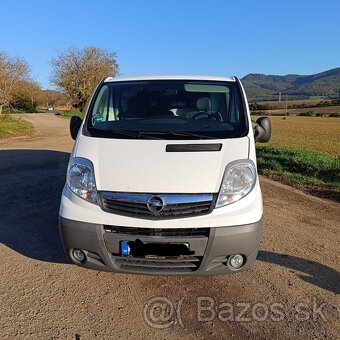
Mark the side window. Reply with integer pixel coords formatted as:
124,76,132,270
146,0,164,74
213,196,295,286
92,86,109,125
229,90,240,124
92,86,118,124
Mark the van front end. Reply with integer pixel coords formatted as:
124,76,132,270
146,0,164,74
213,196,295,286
59,179,263,275
59,76,271,276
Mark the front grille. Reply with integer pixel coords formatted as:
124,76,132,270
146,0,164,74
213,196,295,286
104,226,210,237
114,255,202,273
99,192,214,219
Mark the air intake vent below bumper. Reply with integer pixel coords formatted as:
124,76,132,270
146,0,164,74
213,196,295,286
113,256,202,273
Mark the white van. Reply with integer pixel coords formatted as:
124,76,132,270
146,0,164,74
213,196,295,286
59,75,271,275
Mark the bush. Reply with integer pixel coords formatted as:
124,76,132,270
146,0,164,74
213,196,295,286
298,111,314,117
56,109,84,119
10,95,37,113
271,112,290,117
250,110,268,116
329,113,340,118
315,112,325,117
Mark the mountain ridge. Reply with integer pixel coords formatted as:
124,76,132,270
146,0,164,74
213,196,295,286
241,67,340,100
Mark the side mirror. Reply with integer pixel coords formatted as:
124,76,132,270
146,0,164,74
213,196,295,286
70,116,82,140
252,116,271,143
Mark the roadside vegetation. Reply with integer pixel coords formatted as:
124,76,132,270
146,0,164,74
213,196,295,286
56,109,84,119
250,98,340,111
1,47,119,115
256,145,340,201
2,107,35,114
251,106,340,117
50,47,119,111
0,115,34,139
0,51,46,114
250,98,340,117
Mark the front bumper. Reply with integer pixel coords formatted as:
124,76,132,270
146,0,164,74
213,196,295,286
59,217,263,275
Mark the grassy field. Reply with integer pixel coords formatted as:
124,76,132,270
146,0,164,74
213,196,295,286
254,115,340,200
253,115,340,156
257,145,340,200
0,115,34,139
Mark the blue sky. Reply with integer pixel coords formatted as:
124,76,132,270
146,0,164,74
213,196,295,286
1,0,339,88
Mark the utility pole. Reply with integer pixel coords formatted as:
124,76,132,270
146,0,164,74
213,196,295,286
285,94,288,117
279,92,281,102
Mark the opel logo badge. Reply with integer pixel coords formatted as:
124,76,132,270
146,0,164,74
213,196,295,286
147,196,165,213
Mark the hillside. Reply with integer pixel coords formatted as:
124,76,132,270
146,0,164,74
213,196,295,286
242,67,340,100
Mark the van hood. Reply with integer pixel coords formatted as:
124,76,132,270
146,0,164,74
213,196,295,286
75,135,249,193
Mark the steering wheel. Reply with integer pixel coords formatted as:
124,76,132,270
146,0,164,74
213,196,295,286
192,111,222,122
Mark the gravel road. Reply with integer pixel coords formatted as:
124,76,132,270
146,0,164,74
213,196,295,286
0,113,339,339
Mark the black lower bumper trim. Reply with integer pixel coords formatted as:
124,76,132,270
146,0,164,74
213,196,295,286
59,217,263,275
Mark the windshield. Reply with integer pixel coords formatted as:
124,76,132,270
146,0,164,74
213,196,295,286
85,80,248,139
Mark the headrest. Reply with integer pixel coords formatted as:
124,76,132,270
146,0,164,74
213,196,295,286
196,97,211,111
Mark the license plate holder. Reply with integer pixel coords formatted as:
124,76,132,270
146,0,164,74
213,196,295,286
120,240,191,257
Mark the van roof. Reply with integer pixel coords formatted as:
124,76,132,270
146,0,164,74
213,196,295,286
103,75,236,83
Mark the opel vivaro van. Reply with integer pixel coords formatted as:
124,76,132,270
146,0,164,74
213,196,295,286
59,75,271,275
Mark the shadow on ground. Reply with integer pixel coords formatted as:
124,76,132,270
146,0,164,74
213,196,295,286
258,250,340,294
0,149,70,263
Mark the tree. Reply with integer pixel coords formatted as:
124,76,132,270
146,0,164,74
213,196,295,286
43,90,68,108
24,80,43,109
11,80,43,112
0,51,30,114
50,47,119,111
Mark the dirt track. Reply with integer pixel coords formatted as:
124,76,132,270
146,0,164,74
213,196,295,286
0,113,339,339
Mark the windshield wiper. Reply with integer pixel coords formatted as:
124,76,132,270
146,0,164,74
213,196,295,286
88,127,162,140
88,127,215,140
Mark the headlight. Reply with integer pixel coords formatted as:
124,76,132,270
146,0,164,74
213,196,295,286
67,157,97,204
216,160,256,208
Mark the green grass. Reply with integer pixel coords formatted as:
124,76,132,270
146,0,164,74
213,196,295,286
56,109,84,119
2,107,36,114
256,145,340,201
0,115,34,139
